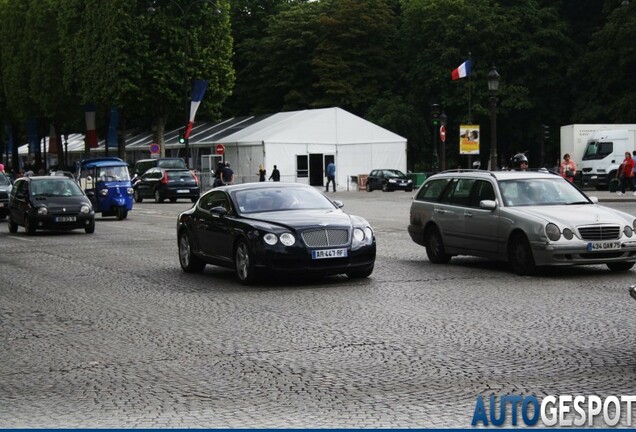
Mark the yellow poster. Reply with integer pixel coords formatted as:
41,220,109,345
460,124,480,155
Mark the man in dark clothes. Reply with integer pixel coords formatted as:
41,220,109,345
269,165,280,182
221,162,235,185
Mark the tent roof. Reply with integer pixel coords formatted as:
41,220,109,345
18,107,406,153
191,108,406,146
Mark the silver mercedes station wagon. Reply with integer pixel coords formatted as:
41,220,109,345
408,170,636,275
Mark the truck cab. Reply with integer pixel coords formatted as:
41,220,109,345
581,130,633,189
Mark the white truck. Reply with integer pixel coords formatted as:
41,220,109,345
560,124,636,189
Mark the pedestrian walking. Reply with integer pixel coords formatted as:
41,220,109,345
269,165,280,182
617,152,635,195
325,161,336,192
221,162,235,185
559,154,576,183
258,164,266,182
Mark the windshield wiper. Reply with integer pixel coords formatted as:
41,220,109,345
567,201,590,205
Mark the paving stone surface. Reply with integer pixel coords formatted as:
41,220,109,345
1,190,635,428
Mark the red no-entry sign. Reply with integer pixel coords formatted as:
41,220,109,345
215,144,225,155
440,125,446,142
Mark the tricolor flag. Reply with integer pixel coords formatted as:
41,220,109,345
107,106,119,149
49,124,58,154
85,103,98,148
451,60,471,80
184,79,208,140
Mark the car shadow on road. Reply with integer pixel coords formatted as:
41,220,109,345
177,266,369,292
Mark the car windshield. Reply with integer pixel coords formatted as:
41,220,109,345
96,166,130,181
384,170,406,178
167,170,193,181
0,173,10,186
498,178,590,207
31,179,85,197
158,159,187,169
234,187,336,213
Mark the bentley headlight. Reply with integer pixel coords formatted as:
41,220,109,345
127,187,134,195
624,225,634,238
352,226,374,250
263,233,278,245
37,207,48,216
546,223,561,241
562,228,574,240
280,233,296,246
80,205,91,214
99,189,108,196
364,227,373,240
388,179,397,183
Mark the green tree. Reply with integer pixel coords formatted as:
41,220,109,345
311,0,400,117
571,1,636,123
58,0,234,158
400,0,575,169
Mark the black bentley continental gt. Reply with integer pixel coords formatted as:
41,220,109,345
176,182,376,284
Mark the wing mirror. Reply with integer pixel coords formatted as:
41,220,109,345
210,206,228,215
333,200,344,208
479,200,497,210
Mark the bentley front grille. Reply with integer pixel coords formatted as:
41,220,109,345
301,229,349,247
578,225,621,241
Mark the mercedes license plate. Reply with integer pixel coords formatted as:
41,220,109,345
587,241,621,252
55,216,76,222
177,189,189,193
312,248,348,259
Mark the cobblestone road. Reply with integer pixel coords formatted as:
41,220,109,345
1,189,635,428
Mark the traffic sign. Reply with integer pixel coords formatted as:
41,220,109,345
149,143,160,154
215,144,225,155
440,126,446,142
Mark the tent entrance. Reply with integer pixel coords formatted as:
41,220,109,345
309,154,324,186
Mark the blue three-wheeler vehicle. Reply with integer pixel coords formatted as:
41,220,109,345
77,157,133,220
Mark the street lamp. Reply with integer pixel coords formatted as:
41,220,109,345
431,103,441,172
439,111,447,171
487,66,500,171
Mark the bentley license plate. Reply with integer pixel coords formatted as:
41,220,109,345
587,241,621,252
177,189,189,193
312,248,348,259
55,216,76,222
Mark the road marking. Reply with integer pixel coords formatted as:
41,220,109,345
6,236,35,242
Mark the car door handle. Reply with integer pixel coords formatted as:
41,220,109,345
434,208,446,214
464,211,473,217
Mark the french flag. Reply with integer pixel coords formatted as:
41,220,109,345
451,60,471,80
85,103,98,148
184,80,208,140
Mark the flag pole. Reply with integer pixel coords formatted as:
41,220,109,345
468,52,472,123
467,52,472,169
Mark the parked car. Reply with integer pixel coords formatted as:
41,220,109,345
8,176,95,234
134,168,200,203
366,169,413,192
408,170,636,275
630,285,636,301
177,182,376,284
131,157,187,178
0,171,12,219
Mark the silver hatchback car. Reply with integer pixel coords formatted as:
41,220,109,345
408,170,636,275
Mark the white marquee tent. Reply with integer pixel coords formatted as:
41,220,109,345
182,107,407,188
16,108,408,189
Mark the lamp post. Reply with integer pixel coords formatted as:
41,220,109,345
431,103,441,172
487,66,500,171
439,111,447,171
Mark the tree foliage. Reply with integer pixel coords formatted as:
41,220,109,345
0,0,635,170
